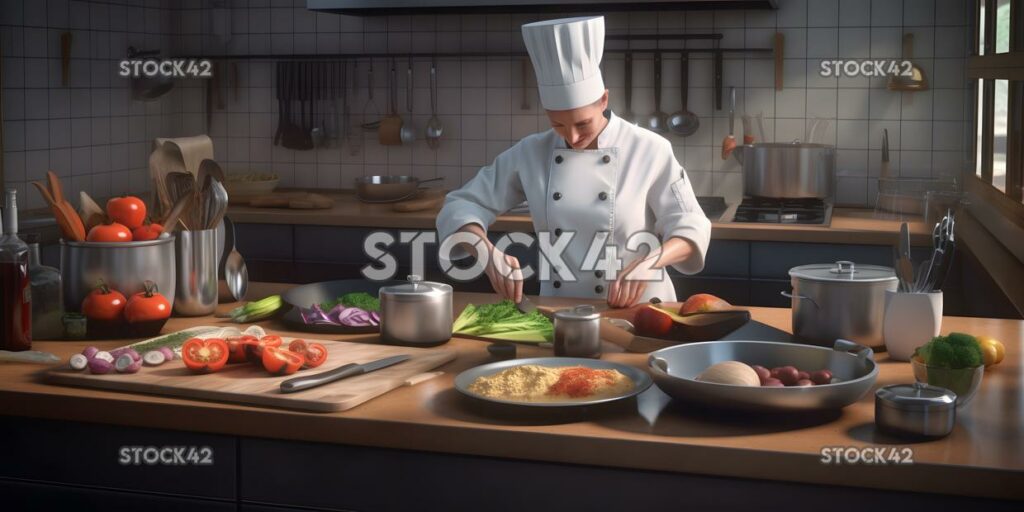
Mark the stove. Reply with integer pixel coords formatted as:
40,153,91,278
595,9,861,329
730,197,832,225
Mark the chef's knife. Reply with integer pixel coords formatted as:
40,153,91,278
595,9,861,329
280,355,411,393
515,295,537,314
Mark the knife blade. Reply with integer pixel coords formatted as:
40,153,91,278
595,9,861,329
515,295,537,314
280,355,411,393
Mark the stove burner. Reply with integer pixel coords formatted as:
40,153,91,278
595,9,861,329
732,198,830,224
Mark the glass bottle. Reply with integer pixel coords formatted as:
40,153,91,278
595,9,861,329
25,233,63,340
0,189,32,351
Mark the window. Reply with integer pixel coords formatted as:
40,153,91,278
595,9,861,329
969,0,1022,202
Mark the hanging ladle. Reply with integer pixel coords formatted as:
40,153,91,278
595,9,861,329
667,52,699,137
646,52,668,133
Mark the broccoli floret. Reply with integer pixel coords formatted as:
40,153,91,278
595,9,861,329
919,333,982,369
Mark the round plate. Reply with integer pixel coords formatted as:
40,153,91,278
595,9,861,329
454,357,652,408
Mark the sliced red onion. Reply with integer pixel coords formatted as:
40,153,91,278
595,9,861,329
111,348,141,362
93,351,114,363
82,346,100,360
70,354,89,371
158,347,175,361
143,350,167,366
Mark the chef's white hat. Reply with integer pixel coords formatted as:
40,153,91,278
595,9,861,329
522,16,605,111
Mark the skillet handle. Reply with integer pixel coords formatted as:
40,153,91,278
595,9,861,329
648,356,670,374
833,339,874,361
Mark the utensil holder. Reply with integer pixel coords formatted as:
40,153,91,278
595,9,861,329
883,290,942,361
174,229,219,316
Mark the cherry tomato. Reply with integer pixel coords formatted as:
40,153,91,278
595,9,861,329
225,335,258,363
87,222,133,242
106,196,147,229
246,335,283,362
81,283,127,322
124,281,171,323
262,346,304,375
288,339,328,368
132,223,164,241
182,338,229,373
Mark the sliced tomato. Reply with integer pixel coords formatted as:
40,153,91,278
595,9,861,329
246,335,283,362
182,338,229,373
286,339,328,368
225,335,257,363
262,346,303,375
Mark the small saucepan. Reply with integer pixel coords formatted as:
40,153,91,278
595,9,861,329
355,176,444,203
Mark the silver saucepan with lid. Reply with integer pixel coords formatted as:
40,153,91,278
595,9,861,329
783,261,898,348
379,275,452,346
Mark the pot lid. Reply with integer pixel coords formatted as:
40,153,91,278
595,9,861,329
379,275,452,301
554,305,600,321
789,260,896,283
876,382,957,412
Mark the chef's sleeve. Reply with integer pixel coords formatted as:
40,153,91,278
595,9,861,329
436,143,527,260
648,145,712,275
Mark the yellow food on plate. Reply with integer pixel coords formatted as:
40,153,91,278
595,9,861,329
975,335,1006,367
467,365,634,402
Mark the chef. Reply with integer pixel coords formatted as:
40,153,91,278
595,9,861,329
436,16,711,308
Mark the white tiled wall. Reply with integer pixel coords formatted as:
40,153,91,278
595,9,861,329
1,0,975,211
1,0,181,211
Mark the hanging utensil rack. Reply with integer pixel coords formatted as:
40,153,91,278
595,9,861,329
176,33,778,111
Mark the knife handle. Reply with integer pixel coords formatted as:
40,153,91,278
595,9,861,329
280,363,364,393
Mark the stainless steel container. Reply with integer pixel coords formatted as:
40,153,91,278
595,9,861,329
553,305,601,358
736,143,836,199
648,339,878,412
60,238,176,313
379,275,452,346
875,382,957,438
174,229,219,316
784,261,898,348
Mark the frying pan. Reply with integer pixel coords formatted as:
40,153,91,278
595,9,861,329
354,175,444,203
281,279,403,334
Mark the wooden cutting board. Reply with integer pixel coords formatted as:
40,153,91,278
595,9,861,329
45,337,456,413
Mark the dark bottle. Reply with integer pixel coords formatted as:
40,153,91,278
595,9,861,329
25,233,63,340
1,189,32,351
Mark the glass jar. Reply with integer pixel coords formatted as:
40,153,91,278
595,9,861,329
26,235,64,340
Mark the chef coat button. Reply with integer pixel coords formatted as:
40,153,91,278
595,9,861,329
553,192,562,200
554,228,563,236
595,270,604,278
555,155,564,164
598,192,608,201
602,155,611,163
553,280,562,289
595,285,605,294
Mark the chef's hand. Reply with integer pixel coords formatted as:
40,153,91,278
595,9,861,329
606,254,659,308
480,243,524,303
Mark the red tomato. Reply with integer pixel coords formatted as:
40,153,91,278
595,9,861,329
225,335,257,363
87,222,133,243
182,338,229,373
124,281,171,323
246,335,283,362
106,196,147,229
288,339,327,368
262,346,304,375
132,223,164,241
81,283,127,321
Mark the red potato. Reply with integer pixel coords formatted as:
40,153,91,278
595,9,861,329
796,379,814,387
797,370,810,381
751,365,771,385
810,369,833,385
762,377,784,387
772,366,800,386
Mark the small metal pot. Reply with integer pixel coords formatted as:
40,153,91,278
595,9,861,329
60,238,176,313
783,261,898,348
554,305,601,358
735,142,836,199
875,382,957,438
379,275,452,346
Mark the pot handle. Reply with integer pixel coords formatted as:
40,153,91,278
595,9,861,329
780,290,819,308
833,338,874,362
649,355,670,374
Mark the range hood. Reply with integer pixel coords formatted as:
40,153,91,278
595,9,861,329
307,0,777,16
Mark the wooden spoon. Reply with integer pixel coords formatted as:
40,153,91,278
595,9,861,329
31,181,84,241
78,191,106,231
46,171,87,238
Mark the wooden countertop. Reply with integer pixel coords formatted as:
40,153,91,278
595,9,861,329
2,283,1021,500
227,190,934,246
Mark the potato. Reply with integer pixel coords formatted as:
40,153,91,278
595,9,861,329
762,377,784,387
796,379,814,387
751,365,771,385
772,366,800,386
810,370,833,385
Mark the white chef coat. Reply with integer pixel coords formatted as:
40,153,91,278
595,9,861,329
436,111,711,302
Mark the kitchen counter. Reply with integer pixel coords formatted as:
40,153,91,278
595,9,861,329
226,190,934,246
1,283,1021,502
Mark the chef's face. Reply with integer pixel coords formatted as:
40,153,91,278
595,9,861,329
547,90,610,150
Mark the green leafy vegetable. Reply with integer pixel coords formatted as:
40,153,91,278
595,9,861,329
321,292,380,313
916,332,983,369
452,300,553,343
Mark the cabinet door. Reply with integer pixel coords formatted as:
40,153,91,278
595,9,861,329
0,416,236,499
0,478,235,512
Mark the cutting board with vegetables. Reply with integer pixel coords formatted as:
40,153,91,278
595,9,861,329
45,329,456,413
